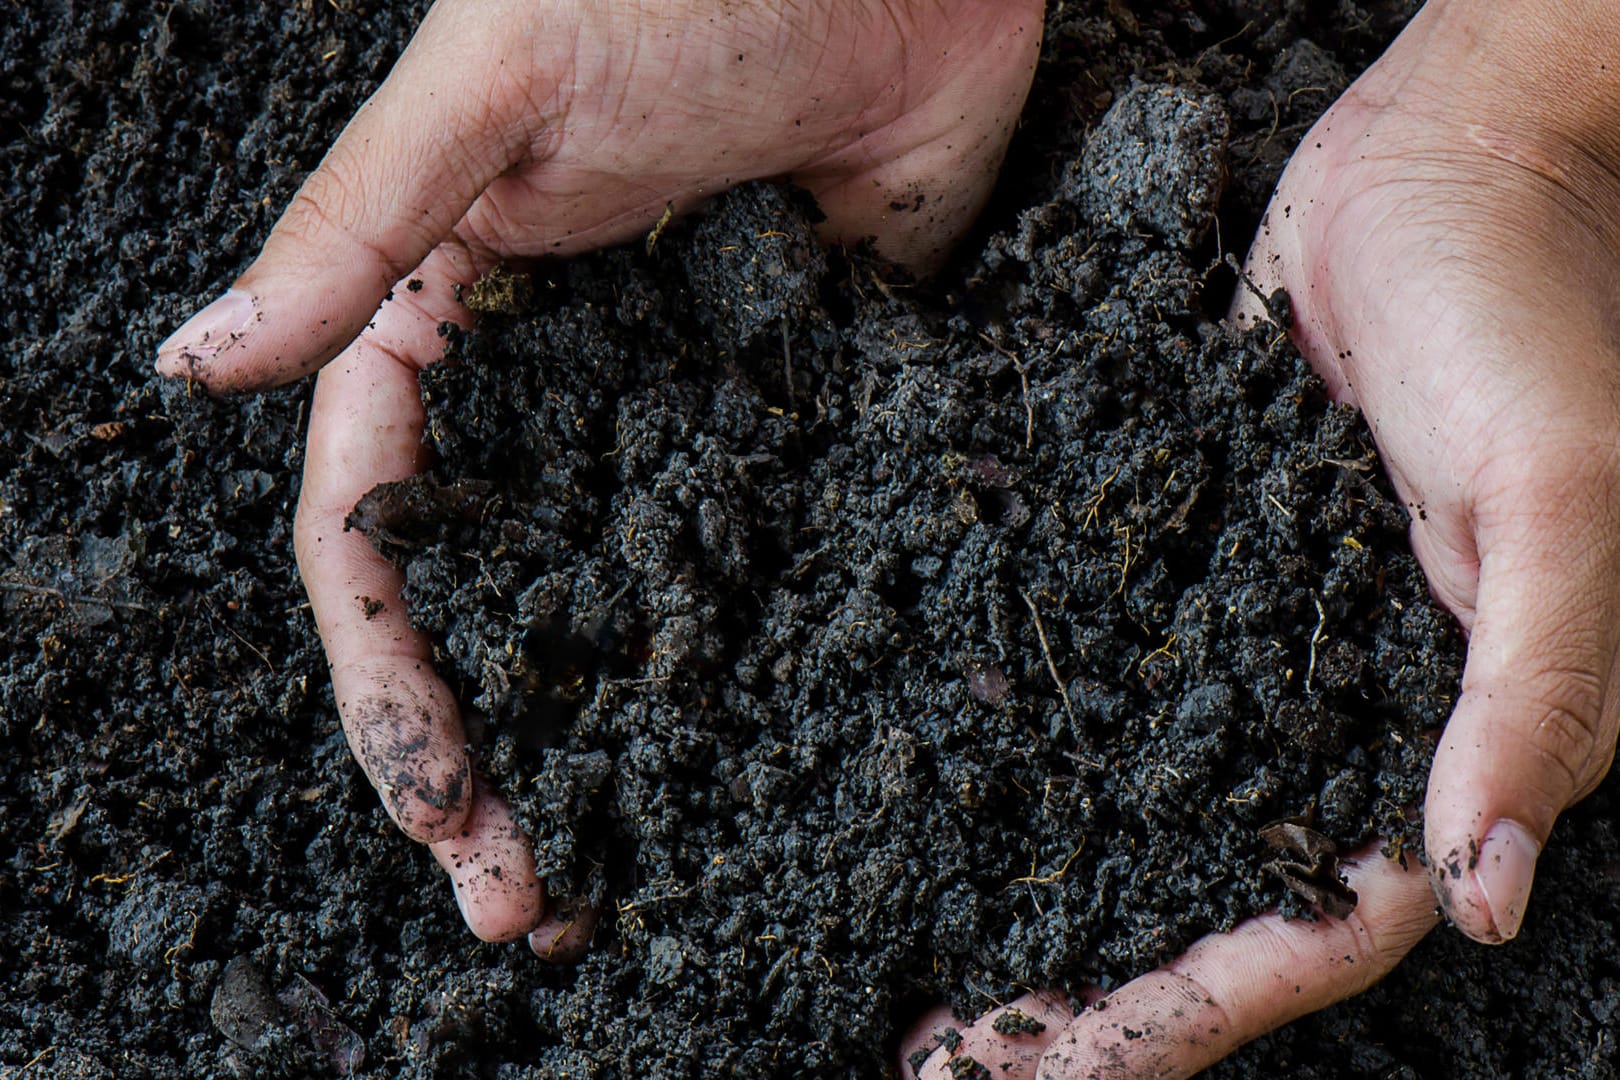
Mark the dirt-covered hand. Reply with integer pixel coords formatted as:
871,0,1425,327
152,0,1043,946
918,2,1620,1073
1235,0,1620,948
902,848,1437,1080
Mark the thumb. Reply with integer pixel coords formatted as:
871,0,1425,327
155,5,546,392
1426,456,1620,943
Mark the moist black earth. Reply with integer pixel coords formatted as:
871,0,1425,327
3,2,1618,1079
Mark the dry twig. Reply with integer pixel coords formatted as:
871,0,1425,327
1018,587,1077,731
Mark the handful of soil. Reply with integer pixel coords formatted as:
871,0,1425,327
354,84,1458,1076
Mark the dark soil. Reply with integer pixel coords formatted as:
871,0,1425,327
3,2,1617,1078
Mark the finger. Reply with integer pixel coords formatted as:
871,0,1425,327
293,250,479,843
156,2,545,391
1226,189,1289,333
1036,847,1437,1079
1425,457,1620,943
906,992,1084,1080
529,901,600,965
1225,184,1362,406
788,0,1043,273
430,776,544,943
898,1003,958,1080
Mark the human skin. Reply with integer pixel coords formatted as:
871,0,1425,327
156,0,1046,950
156,0,1620,1072
908,0,1620,1075
1237,0,1620,952
903,847,1436,1078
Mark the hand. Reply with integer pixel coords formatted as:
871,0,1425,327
153,0,1043,946
903,846,1436,1080
1235,0,1620,946
927,1,1620,1072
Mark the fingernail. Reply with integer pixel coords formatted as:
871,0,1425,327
1474,818,1539,942
155,288,256,377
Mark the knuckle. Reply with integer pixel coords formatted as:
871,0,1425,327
291,481,326,536
291,494,327,570
1246,901,1401,1008
276,140,370,249
1529,706,1598,798
271,132,429,283
1548,449,1620,531
291,488,347,571
1488,438,1620,534
1518,668,1607,799
451,204,510,261
1165,969,1235,1042
1334,909,1398,995
1536,660,1604,730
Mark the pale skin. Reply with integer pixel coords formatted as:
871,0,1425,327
156,0,1620,1074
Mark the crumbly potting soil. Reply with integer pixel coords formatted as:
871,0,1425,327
4,2,1617,1078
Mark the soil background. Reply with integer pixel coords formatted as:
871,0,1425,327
2,1,1617,1078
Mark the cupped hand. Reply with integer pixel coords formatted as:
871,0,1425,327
1235,0,1620,946
154,0,1043,946
903,847,1436,1080
927,1,1620,1073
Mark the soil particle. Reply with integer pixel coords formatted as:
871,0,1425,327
947,1055,994,1080
460,266,536,316
1077,82,1231,248
344,475,493,562
211,956,287,1053
992,1007,1049,1037
208,955,365,1076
